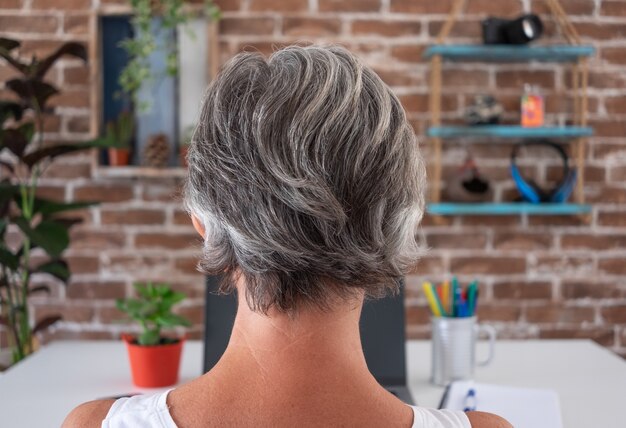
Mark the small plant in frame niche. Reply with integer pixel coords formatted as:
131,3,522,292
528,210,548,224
105,110,135,166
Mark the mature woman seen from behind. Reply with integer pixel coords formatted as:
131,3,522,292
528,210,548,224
64,45,510,428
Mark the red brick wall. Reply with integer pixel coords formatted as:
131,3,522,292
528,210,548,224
1,0,625,357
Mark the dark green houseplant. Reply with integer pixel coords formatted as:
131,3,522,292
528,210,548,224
0,37,112,367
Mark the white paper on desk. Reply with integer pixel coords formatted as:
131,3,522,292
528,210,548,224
441,381,563,428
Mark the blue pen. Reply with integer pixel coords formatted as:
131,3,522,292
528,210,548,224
463,388,477,412
458,301,467,317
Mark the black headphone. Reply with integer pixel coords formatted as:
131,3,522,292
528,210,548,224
510,141,577,203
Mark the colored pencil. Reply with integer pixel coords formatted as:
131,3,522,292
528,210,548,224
452,277,461,317
442,281,450,316
422,282,443,317
467,280,478,316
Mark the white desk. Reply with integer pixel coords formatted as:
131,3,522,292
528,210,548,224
0,340,624,427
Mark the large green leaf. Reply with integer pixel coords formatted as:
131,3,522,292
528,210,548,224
0,101,24,124
13,218,69,257
0,180,20,218
5,79,58,111
34,42,87,80
32,259,69,282
1,122,34,158
0,201,9,223
32,315,62,334
1,128,27,157
0,247,19,270
0,37,20,52
0,182,20,203
52,218,83,230
12,193,96,218
21,137,113,169
32,198,96,218
0,38,28,75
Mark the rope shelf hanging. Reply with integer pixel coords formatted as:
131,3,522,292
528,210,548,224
425,0,592,218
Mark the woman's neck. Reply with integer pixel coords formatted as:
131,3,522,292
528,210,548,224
178,283,415,428
222,287,372,384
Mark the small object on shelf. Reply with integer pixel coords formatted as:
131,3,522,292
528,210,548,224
521,84,545,127
106,110,135,167
465,94,503,125
143,133,170,167
482,14,544,45
510,141,577,203
446,151,493,203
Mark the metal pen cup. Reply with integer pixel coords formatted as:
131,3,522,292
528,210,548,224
430,316,496,386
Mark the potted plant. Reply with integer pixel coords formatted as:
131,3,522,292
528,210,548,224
0,37,113,369
179,125,194,168
106,111,134,166
116,282,191,388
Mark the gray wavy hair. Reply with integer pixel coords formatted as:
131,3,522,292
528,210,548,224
184,45,425,313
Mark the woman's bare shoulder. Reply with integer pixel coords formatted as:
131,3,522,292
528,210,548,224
61,399,116,428
466,411,513,428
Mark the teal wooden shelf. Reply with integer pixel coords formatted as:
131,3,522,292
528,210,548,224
423,44,595,62
427,203,592,216
427,125,593,139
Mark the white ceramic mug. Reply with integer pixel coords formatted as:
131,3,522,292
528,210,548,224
430,316,496,386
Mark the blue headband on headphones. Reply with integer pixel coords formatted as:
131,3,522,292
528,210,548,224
510,141,577,203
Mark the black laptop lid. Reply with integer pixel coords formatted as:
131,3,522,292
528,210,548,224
359,280,408,386
202,276,408,387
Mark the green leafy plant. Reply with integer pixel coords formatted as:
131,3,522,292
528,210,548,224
116,282,191,346
119,0,221,111
106,110,135,150
0,37,114,365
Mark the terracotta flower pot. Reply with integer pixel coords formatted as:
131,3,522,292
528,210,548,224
122,335,185,388
108,148,131,166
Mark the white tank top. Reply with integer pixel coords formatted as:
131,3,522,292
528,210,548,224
102,390,471,428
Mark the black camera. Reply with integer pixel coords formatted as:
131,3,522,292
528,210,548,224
482,14,544,45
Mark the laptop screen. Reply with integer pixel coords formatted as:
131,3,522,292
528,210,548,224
202,276,409,387
359,281,409,386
